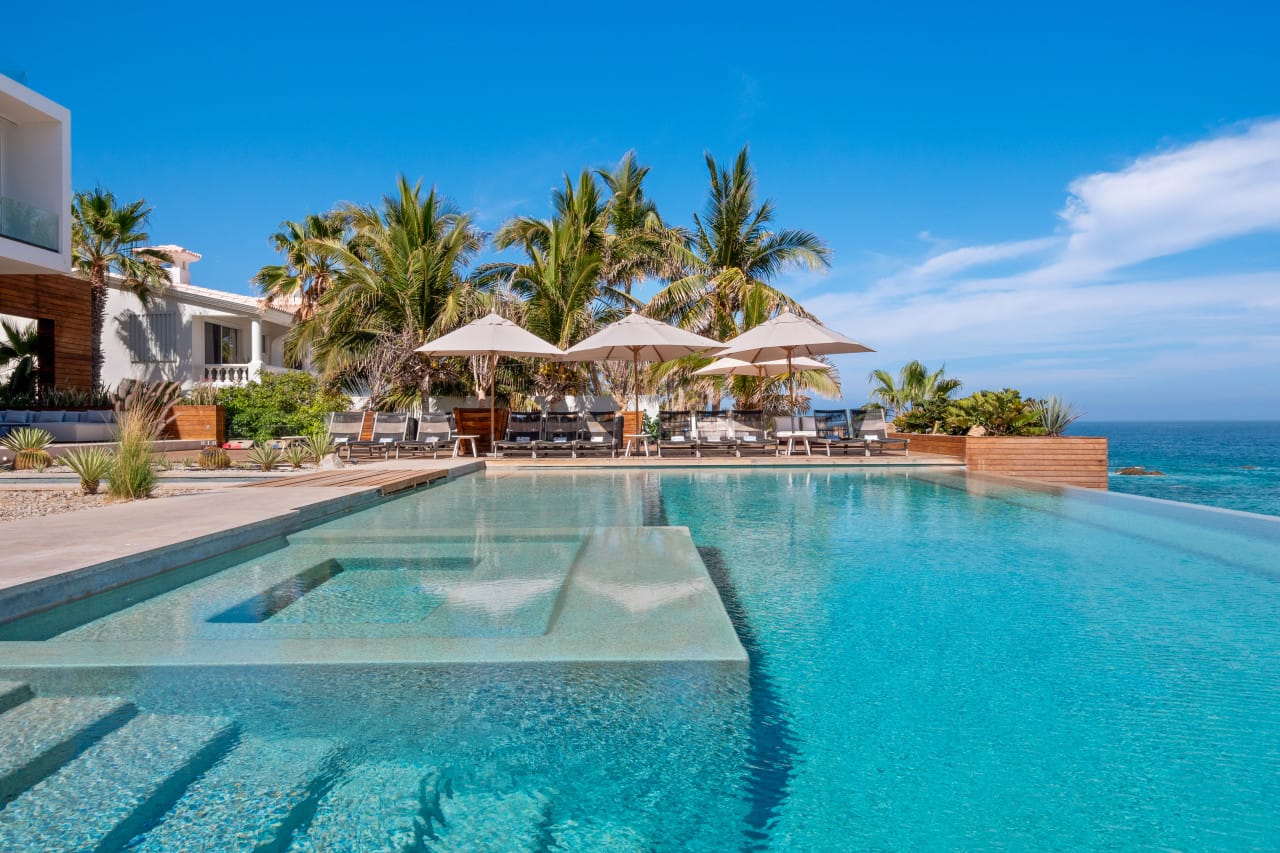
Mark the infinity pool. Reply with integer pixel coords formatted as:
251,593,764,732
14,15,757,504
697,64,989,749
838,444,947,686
1,468,1278,850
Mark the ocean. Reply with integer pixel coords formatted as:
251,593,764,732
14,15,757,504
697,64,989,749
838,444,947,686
1070,421,1280,518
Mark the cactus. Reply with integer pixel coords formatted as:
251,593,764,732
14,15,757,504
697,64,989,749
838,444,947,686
198,446,232,470
2,426,55,471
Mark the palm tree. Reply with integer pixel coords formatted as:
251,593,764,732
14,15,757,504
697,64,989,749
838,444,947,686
0,320,39,396
71,189,171,389
289,177,485,407
648,145,830,342
253,212,348,320
648,146,831,409
596,152,687,295
867,361,962,416
480,182,636,401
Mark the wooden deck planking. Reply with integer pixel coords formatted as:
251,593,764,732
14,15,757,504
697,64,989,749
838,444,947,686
241,469,448,495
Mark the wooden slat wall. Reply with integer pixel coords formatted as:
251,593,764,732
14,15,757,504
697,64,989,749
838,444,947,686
165,405,226,445
894,433,966,458
453,407,509,454
0,274,93,390
897,433,1109,489
966,437,1109,489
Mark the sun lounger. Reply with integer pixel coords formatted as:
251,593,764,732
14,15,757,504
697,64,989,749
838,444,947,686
772,415,818,456
811,409,871,456
326,411,365,454
535,412,582,457
494,412,543,458
657,410,699,457
394,413,456,459
339,412,410,460
695,413,738,456
727,410,779,455
575,413,617,457
852,408,910,456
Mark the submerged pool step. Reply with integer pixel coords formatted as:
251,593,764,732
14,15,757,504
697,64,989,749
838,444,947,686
0,712,237,852
550,821,651,852
0,694,136,808
134,735,342,853
0,680,33,714
425,788,552,852
290,761,441,852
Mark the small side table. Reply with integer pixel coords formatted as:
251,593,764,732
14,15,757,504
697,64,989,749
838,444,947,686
623,433,651,458
453,434,480,458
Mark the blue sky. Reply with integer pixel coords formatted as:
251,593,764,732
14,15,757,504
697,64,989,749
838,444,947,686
7,2,1279,418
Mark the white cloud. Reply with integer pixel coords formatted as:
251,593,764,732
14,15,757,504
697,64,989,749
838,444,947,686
809,119,1280,417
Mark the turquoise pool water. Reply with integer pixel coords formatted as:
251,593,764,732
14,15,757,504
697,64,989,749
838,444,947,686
2,469,1279,850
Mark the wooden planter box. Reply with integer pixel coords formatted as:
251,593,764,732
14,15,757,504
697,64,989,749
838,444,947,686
453,407,510,454
166,404,226,446
898,432,1109,489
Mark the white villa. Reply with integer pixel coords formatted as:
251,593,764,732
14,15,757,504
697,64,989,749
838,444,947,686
101,246,302,391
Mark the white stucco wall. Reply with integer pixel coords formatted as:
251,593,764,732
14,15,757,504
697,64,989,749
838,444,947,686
101,285,293,392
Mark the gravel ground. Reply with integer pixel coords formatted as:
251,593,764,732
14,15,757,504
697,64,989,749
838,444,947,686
0,488,206,523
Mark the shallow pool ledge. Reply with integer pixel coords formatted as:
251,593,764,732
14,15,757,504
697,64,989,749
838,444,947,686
0,460,483,624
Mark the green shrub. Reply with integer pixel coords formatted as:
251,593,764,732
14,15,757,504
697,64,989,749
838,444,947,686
62,447,115,494
893,398,952,434
108,410,160,499
106,380,178,500
1,426,54,470
198,447,232,470
217,373,349,443
945,389,1043,436
247,445,283,471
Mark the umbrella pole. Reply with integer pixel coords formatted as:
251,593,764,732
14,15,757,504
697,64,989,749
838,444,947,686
489,352,497,453
632,349,640,436
787,350,796,422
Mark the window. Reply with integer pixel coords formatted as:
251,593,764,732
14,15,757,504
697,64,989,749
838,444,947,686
204,322,241,365
124,312,178,363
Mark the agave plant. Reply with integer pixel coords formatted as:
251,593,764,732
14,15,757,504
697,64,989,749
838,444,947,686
283,444,310,469
247,445,283,472
1034,396,1083,436
61,446,115,494
302,428,334,465
1,426,55,470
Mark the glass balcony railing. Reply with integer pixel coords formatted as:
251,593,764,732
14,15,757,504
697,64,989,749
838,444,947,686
0,194,60,252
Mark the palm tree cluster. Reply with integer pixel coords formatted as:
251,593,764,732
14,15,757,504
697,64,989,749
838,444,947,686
867,360,963,418
253,146,840,411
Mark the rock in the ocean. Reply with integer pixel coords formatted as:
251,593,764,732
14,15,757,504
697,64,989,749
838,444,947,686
1117,466,1164,476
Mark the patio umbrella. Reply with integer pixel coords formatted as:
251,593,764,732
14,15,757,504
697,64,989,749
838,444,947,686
693,355,830,378
416,312,564,450
715,310,873,414
559,312,722,432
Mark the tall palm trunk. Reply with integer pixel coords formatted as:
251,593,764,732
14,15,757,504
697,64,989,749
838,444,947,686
88,267,108,390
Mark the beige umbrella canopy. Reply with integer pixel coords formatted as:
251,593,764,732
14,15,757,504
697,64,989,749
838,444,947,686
416,312,564,449
715,311,873,413
560,312,722,429
693,355,829,378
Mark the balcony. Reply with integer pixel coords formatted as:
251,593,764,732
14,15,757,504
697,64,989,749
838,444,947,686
0,195,59,253
201,362,298,387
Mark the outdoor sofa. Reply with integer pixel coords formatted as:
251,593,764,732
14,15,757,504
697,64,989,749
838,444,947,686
0,409,116,443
